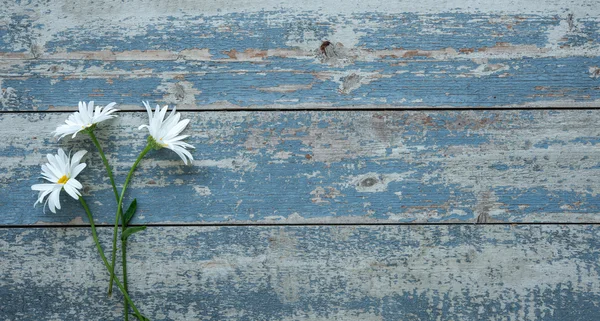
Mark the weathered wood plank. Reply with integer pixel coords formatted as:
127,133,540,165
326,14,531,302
4,110,600,225
2,225,600,320
1,1,599,110
1,56,599,111
2,0,599,56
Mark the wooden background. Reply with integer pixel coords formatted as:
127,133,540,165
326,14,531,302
1,0,600,320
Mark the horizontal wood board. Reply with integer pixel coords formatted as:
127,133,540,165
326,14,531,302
2,225,600,320
3,110,600,225
1,1,600,110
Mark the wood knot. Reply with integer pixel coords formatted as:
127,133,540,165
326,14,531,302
360,177,378,187
320,41,332,55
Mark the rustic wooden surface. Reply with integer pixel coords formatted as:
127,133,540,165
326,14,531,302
2,0,600,320
1,1,600,110
3,225,600,320
2,111,600,225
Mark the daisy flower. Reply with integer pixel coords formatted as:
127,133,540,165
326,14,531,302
54,101,119,140
139,101,194,164
31,148,88,213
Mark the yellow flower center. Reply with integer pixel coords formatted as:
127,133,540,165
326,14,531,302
57,175,69,184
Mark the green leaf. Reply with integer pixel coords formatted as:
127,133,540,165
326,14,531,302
123,199,137,225
121,226,146,241
133,314,150,321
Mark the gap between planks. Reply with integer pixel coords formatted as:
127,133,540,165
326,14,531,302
4,222,600,229
3,106,600,114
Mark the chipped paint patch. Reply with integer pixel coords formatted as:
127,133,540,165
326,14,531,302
329,70,393,95
590,66,600,79
0,80,18,110
310,186,343,204
157,80,202,107
193,186,211,196
471,62,510,77
344,172,413,193
257,83,314,93
195,158,257,172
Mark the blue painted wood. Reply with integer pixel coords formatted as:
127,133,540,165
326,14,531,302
2,2,600,320
2,4,600,110
2,225,600,320
1,56,599,111
4,110,600,225
2,8,599,55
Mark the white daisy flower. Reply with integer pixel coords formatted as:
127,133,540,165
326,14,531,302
138,101,194,164
54,101,119,140
31,148,88,213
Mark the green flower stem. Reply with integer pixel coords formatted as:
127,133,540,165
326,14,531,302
88,131,119,204
108,143,152,302
79,197,147,321
88,130,132,319
122,232,129,321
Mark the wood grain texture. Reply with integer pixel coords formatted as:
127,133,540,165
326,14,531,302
2,1,600,319
5,110,600,225
2,225,600,320
1,1,600,110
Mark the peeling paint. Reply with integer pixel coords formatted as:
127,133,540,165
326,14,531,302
193,186,212,196
3,226,600,320
4,111,600,224
2,9,600,109
2,2,600,319
344,172,413,193
590,66,600,79
471,62,510,77
157,80,202,106
0,80,18,110
310,186,343,204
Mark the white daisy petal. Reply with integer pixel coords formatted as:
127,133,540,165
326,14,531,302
53,101,119,140
139,101,195,164
49,187,62,213
170,119,189,135
57,148,68,163
31,148,88,213
46,154,64,179
104,102,117,111
40,164,59,182
54,124,80,139
172,146,194,164
70,163,87,179
71,150,88,166
67,178,83,190
172,150,189,164
78,101,86,114
63,183,81,200
170,134,190,140
32,183,57,191
34,188,53,207
143,101,153,117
